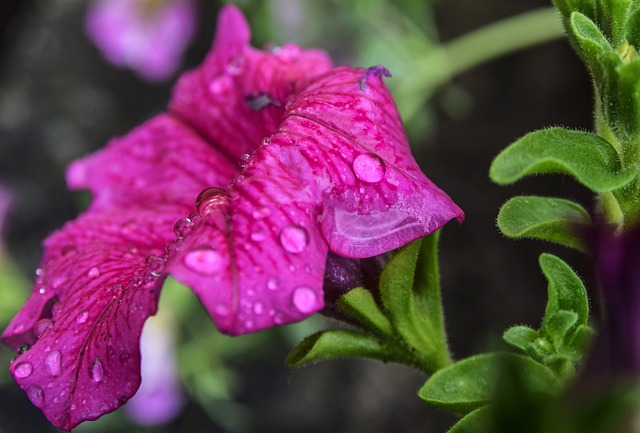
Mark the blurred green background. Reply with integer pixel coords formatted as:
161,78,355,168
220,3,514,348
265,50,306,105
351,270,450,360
0,0,594,432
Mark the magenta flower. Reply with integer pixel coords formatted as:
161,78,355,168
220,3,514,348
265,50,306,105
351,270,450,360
2,5,463,430
85,0,196,82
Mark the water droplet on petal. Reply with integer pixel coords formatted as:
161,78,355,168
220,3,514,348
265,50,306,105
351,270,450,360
252,206,271,220
253,302,265,315
76,311,89,324
244,319,255,330
251,229,266,242
279,225,309,254
45,350,62,376
14,361,33,378
261,137,272,146
34,319,53,338
226,56,245,75
146,255,164,277
18,344,31,355
214,304,230,317
89,358,104,382
173,218,193,239
26,385,44,407
196,187,229,229
209,75,232,95
239,153,250,167
292,287,319,314
87,267,100,279
51,276,66,289
352,153,386,183
267,277,280,290
184,246,224,275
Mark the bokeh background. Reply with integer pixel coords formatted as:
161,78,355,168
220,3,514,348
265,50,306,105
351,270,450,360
0,0,594,432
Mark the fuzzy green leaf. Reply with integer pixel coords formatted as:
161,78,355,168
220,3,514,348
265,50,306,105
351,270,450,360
286,330,402,368
490,127,635,192
447,407,492,433
503,325,539,352
497,196,591,250
543,310,579,348
419,353,560,415
337,287,394,337
595,0,630,45
570,12,612,75
539,254,589,326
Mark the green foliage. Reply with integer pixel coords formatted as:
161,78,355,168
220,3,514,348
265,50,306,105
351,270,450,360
287,233,452,374
489,127,636,192
418,353,560,415
496,196,590,250
502,254,593,376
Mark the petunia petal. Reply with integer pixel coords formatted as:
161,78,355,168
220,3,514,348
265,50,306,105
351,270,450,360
66,114,237,211
282,66,464,257
1,205,183,431
169,4,332,162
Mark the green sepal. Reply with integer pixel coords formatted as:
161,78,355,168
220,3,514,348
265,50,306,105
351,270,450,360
543,310,579,348
569,12,612,77
503,325,538,352
594,0,630,45
379,233,451,372
489,127,636,192
285,329,405,368
418,353,560,415
496,196,591,251
624,6,640,48
447,407,492,433
601,53,640,143
337,287,394,338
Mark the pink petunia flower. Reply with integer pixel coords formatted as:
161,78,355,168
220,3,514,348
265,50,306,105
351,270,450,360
85,0,196,82
2,5,463,431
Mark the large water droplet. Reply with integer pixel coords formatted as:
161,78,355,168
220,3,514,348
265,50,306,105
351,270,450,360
45,350,62,376
253,302,265,315
89,358,104,382
195,187,229,229
26,385,44,407
76,311,89,324
352,153,386,183
292,287,319,314
87,267,100,279
184,245,224,275
279,225,309,254
267,276,280,290
146,255,164,277
14,361,33,378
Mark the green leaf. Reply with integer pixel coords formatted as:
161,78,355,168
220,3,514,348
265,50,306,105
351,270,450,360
489,127,636,192
337,287,394,337
379,235,451,372
539,254,589,326
286,330,405,368
447,407,492,433
552,0,597,19
595,0,630,45
503,325,538,352
543,310,579,348
624,6,640,48
497,196,591,250
418,353,560,415
570,12,612,75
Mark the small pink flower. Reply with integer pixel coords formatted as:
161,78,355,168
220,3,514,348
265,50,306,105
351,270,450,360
85,0,196,82
2,5,463,430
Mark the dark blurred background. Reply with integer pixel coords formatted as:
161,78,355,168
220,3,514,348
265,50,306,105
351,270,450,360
0,0,594,432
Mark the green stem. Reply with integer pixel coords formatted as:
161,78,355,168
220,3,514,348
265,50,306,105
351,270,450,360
396,7,565,119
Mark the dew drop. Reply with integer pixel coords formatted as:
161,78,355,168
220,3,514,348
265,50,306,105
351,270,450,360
51,276,66,289
184,246,224,275
195,187,229,228
253,302,265,315
250,229,266,242
45,350,62,377
244,319,255,330
89,358,104,382
76,311,89,324
267,277,280,290
38,286,46,295
292,287,319,314
352,153,386,183
214,304,230,317
26,385,44,407
226,56,245,75
14,361,33,378
34,319,53,338
87,267,100,279
173,218,193,239
146,255,164,277
279,225,309,254
261,137,272,146
209,75,231,95
18,344,31,355
252,206,271,220
238,153,250,168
